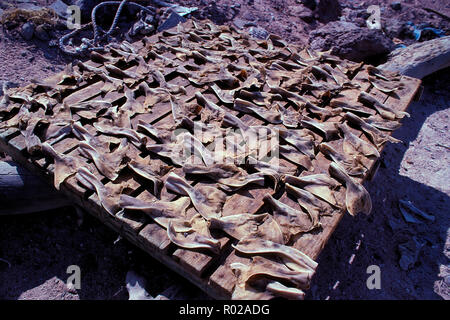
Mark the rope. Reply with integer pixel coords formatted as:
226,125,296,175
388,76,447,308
59,0,156,56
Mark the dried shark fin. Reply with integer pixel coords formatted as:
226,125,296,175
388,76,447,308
209,83,234,105
127,160,162,196
344,112,401,149
71,100,112,120
367,65,401,82
264,194,320,243
181,132,215,166
285,183,331,223
284,173,341,208
338,122,380,158
165,172,225,220
358,91,409,120
328,162,372,216
265,281,305,300
330,99,374,118
180,117,225,144
365,115,402,131
167,220,221,254
300,116,339,141
21,117,44,154
183,163,266,191
41,142,82,190
93,122,146,148
232,238,318,275
195,91,226,123
319,142,368,177
278,145,313,171
233,98,282,124
75,167,122,216
368,76,404,93
246,156,294,190
278,128,316,159
78,140,127,181
231,262,305,300
119,194,190,230
209,213,284,243
278,104,301,128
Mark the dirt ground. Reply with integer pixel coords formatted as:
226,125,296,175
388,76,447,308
0,0,449,300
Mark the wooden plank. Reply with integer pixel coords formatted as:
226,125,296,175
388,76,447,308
0,161,70,215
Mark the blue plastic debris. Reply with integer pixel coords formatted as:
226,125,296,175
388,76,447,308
405,21,446,41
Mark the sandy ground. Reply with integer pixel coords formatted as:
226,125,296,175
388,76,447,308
0,0,449,300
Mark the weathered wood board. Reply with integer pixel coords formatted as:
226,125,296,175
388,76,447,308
0,19,421,299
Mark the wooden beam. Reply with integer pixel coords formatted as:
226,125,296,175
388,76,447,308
0,161,70,215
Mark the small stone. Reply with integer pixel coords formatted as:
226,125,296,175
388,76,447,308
48,39,58,47
35,25,50,41
20,22,35,41
44,51,56,59
233,18,247,29
248,26,269,40
390,2,401,11
20,50,27,57
49,0,69,19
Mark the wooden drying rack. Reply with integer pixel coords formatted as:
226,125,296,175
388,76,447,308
0,19,421,299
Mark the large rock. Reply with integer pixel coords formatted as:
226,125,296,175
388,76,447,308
379,36,450,79
309,21,395,62
316,0,341,23
75,0,102,23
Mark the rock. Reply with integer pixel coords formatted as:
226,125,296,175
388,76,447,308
34,25,50,41
157,12,186,32
16,2,42,11
130,19,154,36
290,5,314,23
390,2,401,11
75,0,102,23
309,21,395,62
199,3,235,24
316,0,341,23
233,18,247,29
248,26,269,40
300,0,317,11
20,22,35,40
398,237,425,271
379,36,450,79
49,0,69,19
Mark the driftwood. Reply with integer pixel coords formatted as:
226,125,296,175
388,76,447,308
379,36,450,79
0,161,70,215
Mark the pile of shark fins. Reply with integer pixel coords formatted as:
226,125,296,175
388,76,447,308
0,18,412,300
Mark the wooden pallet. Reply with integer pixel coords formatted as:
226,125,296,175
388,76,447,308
0,19,421,299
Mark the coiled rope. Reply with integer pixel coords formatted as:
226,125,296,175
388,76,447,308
59,0,155,56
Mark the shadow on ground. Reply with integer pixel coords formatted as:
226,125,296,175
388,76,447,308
0,207,207,300
306,68,450,300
